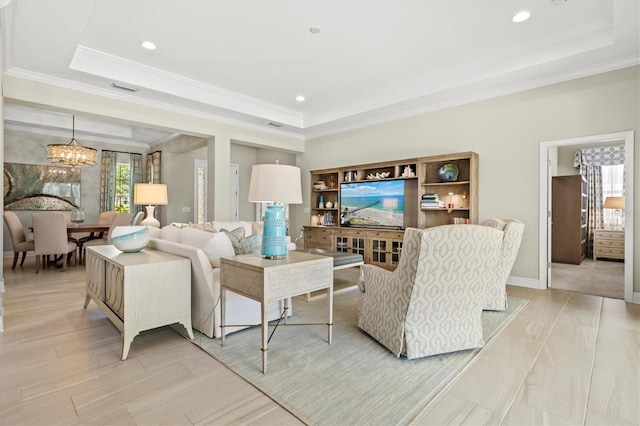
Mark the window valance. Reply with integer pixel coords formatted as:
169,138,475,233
573,144,625,168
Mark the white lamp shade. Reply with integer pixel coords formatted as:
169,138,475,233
248,164,302,204
603,196,625,210
134,183,168,205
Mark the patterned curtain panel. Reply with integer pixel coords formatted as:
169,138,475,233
130,153,144,215
146,151,162,183
99,151,117,212
146,151,163,220
581,166,603,257
573,145,624,258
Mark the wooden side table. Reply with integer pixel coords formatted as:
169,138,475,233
84,245,193,360
220,251,333,373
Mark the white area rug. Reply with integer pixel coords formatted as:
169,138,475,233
196,287,527,425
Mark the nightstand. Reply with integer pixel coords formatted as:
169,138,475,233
593,229,624,261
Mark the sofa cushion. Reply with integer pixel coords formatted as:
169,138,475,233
221,227,262,255
181,227,235,267
160,224,183,242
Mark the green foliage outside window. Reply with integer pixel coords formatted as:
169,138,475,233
115,163,131,212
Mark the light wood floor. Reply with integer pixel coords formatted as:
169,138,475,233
1,258,638,425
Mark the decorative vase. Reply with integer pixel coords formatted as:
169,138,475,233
111,226,150,252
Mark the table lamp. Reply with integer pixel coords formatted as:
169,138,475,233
134,183,168,227
603,196,625,230
248,163,302,259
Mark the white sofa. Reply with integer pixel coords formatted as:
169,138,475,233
147,220,295,338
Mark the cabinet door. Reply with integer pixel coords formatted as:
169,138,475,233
304,227,333,250
104,262,125,320
370,238,388,267
85,252,105,300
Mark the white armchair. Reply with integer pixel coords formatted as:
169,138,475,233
480,218,525,311
358,225,504,359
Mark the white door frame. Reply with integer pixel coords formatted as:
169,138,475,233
230,164,239,222
539,131,634,302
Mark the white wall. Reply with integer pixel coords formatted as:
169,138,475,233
297,66,640,290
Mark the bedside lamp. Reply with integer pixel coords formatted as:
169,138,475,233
603,196,625,230
134,183,168,228
248,163,302,259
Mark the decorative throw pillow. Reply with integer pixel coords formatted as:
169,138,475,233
181,227,235,267
222,227,262,255
481,218,506,231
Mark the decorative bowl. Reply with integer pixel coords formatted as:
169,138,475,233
111,226,150,252
438,163,459,182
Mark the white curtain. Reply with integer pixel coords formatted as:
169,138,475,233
602,164,625,228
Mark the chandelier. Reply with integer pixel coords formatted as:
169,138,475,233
47,115,97,167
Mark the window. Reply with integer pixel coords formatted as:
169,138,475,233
602,164,624,228
115,163,131,212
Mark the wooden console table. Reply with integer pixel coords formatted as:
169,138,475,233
220,251,333,373
84,245,193,360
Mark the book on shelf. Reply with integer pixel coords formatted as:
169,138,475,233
449,218,470,224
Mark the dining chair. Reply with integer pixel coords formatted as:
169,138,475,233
83,212,133,255
32,212,77,273
3,211,35,270
131,211,145,226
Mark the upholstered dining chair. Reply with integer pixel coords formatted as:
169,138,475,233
32,212,77,273
3,211,35,270
83,212,133,255
131,211,145,226
358,225,503,359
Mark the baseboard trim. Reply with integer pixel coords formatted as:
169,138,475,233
507,275,542,290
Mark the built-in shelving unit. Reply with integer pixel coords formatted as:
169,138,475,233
306,152,478,270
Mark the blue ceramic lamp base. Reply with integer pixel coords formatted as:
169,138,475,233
262,204,287,259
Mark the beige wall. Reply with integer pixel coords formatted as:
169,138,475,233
297,66,640,290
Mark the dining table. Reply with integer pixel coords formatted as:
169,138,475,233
67,223,110,264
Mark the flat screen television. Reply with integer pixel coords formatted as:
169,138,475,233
340,179,405,228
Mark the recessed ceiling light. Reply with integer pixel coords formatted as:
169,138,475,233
309,26,321,34
141,41,156,50
296,95,305,102
512,10,531,23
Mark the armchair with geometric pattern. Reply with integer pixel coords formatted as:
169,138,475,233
357,225,504,359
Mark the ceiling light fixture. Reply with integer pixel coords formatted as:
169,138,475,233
296,95,305,102
141,40,156,50
512,10,531,23
47,115,97,167
309,26,321,34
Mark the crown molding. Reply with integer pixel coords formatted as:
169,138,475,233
3,68,306,141
304,57,640,140
69,45,304,128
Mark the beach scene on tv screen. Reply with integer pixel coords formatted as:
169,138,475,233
340,180,405,227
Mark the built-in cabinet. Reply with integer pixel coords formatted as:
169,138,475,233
305,152,478,270
418,152,478,228
551,175,588,264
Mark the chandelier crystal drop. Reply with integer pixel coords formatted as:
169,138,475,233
47,115,97,167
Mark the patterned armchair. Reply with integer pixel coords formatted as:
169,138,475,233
357,225,504,359
480,218,525,311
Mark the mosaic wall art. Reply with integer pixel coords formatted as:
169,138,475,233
3,162,81,210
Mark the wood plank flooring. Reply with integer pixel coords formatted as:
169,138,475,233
1,258,638,425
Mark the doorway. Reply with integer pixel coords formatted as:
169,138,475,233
539,131,634,302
